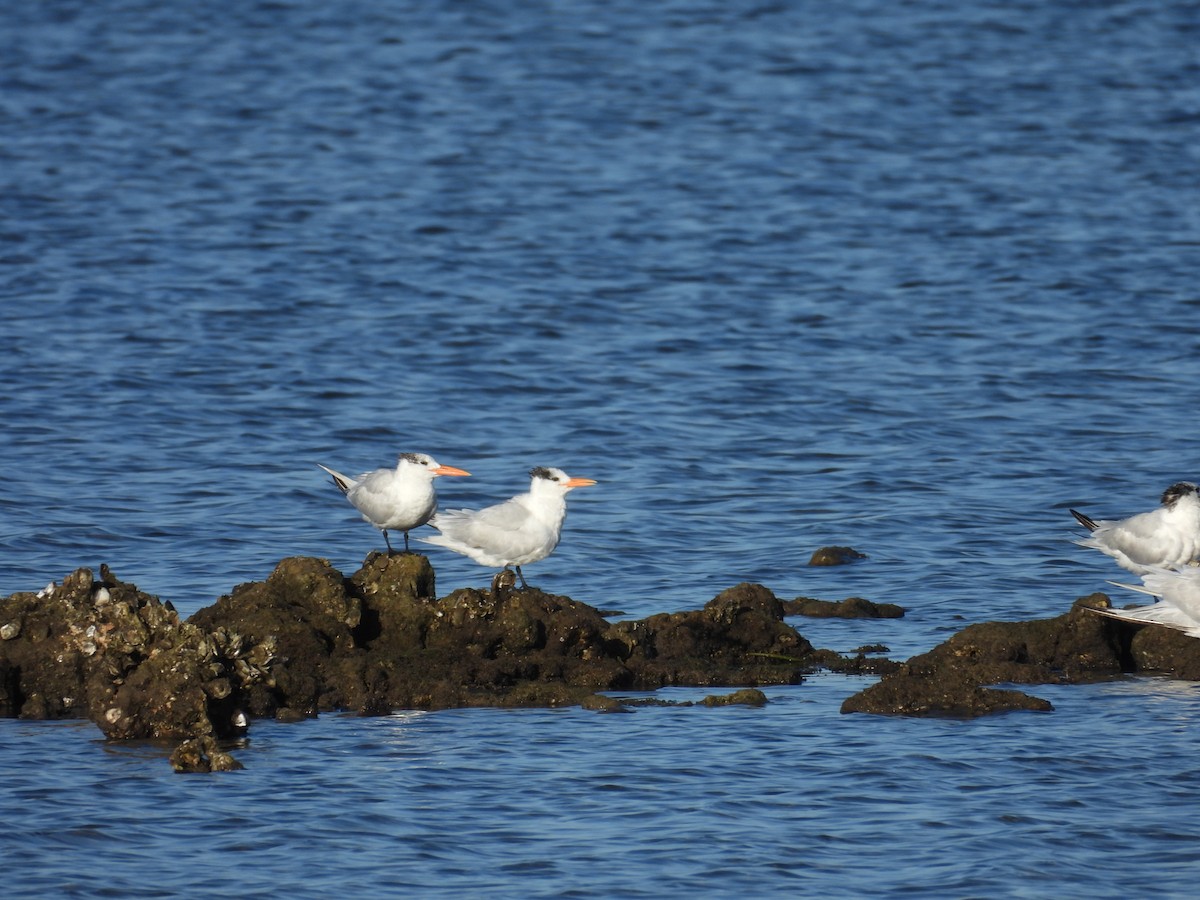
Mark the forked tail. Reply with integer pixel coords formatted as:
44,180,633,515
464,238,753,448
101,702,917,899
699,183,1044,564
1070,509,1098,532
317,464,353,495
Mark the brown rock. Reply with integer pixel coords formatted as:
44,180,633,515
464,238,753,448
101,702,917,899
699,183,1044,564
611,583,814,688
1090,606,1200,679
0,566,247,742
784,596,905,618
170,735,245,773
188,556,361,716
840,672,1053,717
808,546,867,566
840,594,1124,717
701,688,768,707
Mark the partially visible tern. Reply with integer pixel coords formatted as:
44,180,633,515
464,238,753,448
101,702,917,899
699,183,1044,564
420,466,596,588
1092,566,1200,639
317,452,470,554
1070,481,1200,575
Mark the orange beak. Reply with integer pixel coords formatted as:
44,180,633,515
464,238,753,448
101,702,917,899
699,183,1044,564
434,465,471,477
565,476,597,488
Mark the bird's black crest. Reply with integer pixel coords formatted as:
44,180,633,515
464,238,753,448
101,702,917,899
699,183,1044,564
1161,482,1198,508
399,452,424,465
530,466,556,481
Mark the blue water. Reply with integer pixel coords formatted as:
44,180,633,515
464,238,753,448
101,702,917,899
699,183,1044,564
3,0,1200,895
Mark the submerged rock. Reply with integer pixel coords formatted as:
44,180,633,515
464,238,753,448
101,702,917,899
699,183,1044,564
611,688,770,709
841,672,1054,717
784,596,905,618
170,735,245,773
808,546,867,566
701,688,769,707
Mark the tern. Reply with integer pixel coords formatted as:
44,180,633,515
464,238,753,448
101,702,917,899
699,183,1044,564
420,466,596,588
1093,567,1200,638
317,453,470,554
1069,481,1200,575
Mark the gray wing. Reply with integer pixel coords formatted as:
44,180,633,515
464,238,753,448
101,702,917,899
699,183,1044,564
437,498,534,544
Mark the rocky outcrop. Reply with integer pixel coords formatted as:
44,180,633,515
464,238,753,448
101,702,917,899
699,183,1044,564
610,583,815,688
0,565,252,742
189,559,823,715
187,555,362,718
11,555,1200,768
2,555,876,769
840,594,1127,716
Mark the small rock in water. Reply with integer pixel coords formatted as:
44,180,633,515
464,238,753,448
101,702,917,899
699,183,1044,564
701,688,769,707
784,596,905,618
808,546,867,566
170,736,244,773
581,694,628,713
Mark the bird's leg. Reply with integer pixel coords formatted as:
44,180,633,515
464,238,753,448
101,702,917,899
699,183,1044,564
403,530,411,553
383,530,394,556
514,566,530,589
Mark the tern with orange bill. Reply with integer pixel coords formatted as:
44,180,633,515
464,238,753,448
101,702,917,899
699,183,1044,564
317,452,470,554
420,466,596,588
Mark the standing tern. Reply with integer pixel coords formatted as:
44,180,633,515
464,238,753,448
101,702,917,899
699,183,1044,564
1069,481,1200,575
317,453,470,554
420,466,596,588
1092,567,1200,638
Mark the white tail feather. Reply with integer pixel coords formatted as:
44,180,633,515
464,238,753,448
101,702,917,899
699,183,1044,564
317,464,354,494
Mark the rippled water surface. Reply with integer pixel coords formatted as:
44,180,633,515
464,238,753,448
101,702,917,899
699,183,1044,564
3,0,1200,896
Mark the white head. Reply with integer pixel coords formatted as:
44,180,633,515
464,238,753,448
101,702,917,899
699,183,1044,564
1161,482,1199,509
398,452,471,480
529,466,597,496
